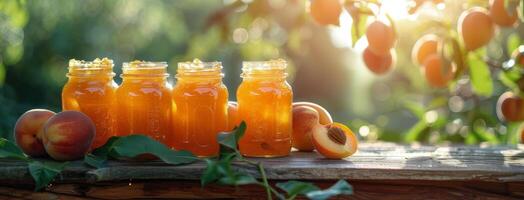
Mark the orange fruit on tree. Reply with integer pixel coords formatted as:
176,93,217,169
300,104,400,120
310,0,342,26
496,91,524,122
521,128,524,144
366,20,396,56
458,7,494,51
412,34,440,66
489,0,519,27
423,54,454,88
363,47,394,75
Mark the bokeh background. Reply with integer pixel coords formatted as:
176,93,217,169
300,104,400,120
1,0,523,144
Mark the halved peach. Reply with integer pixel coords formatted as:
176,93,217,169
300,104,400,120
312,122,358,159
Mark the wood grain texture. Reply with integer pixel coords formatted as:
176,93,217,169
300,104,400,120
0,180,523,199
0,143,523,199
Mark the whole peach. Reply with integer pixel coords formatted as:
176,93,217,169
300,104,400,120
292,102,333,125
363,47,394,75
292,106,320,151
458,7,494,51
489,0,518,27
521,128,524,144
366,20,396,56
14,109,56,157
42,111,95,161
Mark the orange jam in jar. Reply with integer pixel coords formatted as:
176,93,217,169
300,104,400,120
116,61,173,145
62,58,117,149
172,59,228,157
237,59,293,157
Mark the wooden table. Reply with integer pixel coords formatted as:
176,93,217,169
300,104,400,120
0,142,523,199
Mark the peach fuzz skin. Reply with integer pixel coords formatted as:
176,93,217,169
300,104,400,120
14,109,56,157
292,102,333,125
292,106,320,152
42,111,95,161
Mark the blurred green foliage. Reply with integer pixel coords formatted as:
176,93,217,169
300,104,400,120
0,0,523,145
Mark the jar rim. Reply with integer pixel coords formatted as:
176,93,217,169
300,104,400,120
242,59,287,71
178,59,222,72
69,58,114,70
123,60,168,69
67,72,116,78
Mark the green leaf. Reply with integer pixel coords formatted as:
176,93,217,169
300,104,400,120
351,14,368,47
520,0,524,22
473,126,499,145
403,101,425,119
428,97,449,110
404,120,428,143
449,37,465,79
201,153,237,186
201,153,257,187
217,121,246,157
28,160,68,191
467,53,493,97
217,172,258,186
506,122,522,144
110,135,198,165
276,181,320,197
83,135,198,168
201,159,220,186
507,33,521,55
465,130,477,145
346,1,370,47
84,153,107,169
0,63,5,87
498,71,520,90
202,124,259,187
306,180,353,200
84,136,119,168
0,138,29,161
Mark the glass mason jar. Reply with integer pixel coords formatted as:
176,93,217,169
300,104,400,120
62,58,118,149
237,59,293,157
116,61,173,145
172,59,228,157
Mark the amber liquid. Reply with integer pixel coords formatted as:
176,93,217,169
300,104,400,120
172,77,228,157
116,74,173,145
62,74,117,149
237,77,292,157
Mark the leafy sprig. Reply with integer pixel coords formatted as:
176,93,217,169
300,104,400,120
201,122,353,200
0,138,63,191
0,123,354,199
84,134,198,168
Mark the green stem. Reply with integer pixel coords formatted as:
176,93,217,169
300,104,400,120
286,194,297,200
257,163,272,200
239,157,284,199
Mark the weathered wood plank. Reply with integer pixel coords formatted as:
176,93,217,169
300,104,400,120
1,180,522,199
0,143,522,184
